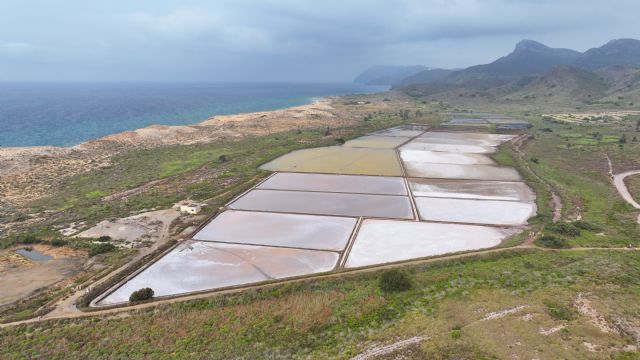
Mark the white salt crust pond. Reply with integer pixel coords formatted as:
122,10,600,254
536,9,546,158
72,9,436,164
400,141,496,154
95,126,538,305
415,197,537,226
403,162,522,181
345,220,519,268
400,150,496,165
98,240,339,305
409,179,536,201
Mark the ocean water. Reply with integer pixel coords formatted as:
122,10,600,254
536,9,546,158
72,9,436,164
0,82,387,147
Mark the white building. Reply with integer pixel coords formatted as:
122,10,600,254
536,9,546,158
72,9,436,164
180,203,204,215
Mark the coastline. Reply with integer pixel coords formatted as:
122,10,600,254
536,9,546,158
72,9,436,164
0,97,331,154
0,92,386,206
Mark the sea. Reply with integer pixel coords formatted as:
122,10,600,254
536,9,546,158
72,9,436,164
0,82,387,147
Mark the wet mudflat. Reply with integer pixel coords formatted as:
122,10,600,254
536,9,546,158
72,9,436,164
259,146,403,176
15,248,53,261
345,220,519,268
98,240,339,305
408,179,536,201
258,172,407,195
343,135,411,149
404,162,521,181
193,210,356,251
400,150,496,165
415,197,536,226
229,189,414,219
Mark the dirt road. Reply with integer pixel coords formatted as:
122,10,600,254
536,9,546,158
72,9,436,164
612,169,640,223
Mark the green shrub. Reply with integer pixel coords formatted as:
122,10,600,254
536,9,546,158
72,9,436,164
548,222,580,237
96,236,112,242
50,239,68,247
571,220,602,232
129,287,154,302
537,235,570,249
544,300,574,320
89,243,116,257
20,234,42,245
335,138,346,145
451,327,462,339
378,269,412,292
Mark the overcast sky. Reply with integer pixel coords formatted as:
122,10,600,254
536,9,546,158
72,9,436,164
1,0,639,82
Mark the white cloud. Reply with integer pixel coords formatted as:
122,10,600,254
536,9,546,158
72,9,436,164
0,42,36,56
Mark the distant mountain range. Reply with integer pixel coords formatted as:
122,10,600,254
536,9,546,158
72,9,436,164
353,65,429,86
354,39,640,104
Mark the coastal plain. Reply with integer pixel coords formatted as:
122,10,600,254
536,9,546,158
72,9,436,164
2,92,640,359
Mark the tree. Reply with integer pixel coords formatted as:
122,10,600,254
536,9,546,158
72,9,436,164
619,134,627,144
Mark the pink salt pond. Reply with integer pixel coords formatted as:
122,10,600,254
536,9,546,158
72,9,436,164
229,189,414,219
193,210,356,251
96,240,339,306
408,179,536,201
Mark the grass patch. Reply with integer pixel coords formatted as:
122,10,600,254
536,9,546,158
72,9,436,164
1,250,638,358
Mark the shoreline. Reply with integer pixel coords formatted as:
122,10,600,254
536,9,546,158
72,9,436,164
0,97,332,154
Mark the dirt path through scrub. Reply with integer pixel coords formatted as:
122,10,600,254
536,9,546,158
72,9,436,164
610,159,640,223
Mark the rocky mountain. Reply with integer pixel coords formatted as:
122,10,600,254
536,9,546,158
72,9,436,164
450,40,581,83
353,65,428,85
386,38,640,105
574,39,640,69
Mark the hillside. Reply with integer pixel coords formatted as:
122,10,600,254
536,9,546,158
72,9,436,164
389,38,640,105
575,39,640,69
498,65,608,103
395,68,456,87
446,40,582,87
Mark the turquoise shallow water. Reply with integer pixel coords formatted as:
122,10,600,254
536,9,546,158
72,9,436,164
0,82,386,147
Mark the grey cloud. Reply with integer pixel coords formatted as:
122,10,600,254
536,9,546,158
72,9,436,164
0,0,639,81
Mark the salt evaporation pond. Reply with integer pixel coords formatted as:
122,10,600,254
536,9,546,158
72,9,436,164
415,197,536,226
343,135,410,149
95,124,537,306
345,220,518,268
409,179,536,201
418,132,514,146
229,189,413,219
370,125,427,137
98,240,339,305
258,172,407,195
193,210,356,251
400,150,496,165
400,141,495,154
259,146,403,176
404,162,521,181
